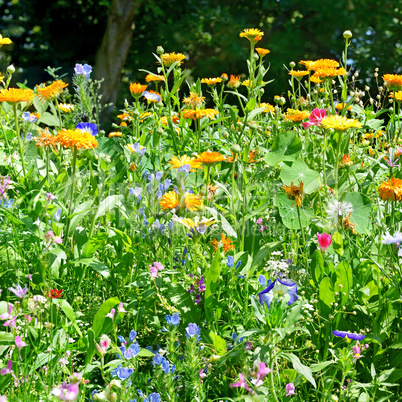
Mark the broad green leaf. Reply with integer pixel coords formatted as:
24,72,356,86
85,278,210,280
274,193,313,229
335,261,353,307
343,192,372,234
82,233,109,258
53,299,82,337
358,281,379,300
92,297,120,338
248,241,282,277
264,131,302,166
205,207,237,238
332,231,344,256
311,249,324,286
310,361,334,372
68,200,94,236
205,248,221,322
38,111,60,127
0,332,14,344
209,332,226,355
74,258,110,278
281,352,316,388
319,277,335,307
48,248,67,279
95,195,124,220
280,159,320,194
138,348,155,357
85,328,96,364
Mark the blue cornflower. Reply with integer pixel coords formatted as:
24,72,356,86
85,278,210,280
235,260,242,269
116,366,133,381
148,393,161,402
155,172,163,181
164,178,172,191
26,132,33,141
75,122,98,136
153,353,162,365
258,275,266,287
118,335,126,345
332,331,365,341
165,312,180,326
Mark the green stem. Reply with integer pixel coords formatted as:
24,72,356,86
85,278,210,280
14,104,27,178
65,146,78,239
296,205,308,269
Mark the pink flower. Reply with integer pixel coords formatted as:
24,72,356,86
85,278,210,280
199,369,206,379
302,108,327,129
117,302,126,313
15,336,27,360
353,346,362,360
149,266,158,278
153,262,164,271
256,217,263,225
230,373,252,392
245,342,252,351
0,360,12,375
105,308,115,319
285,382,296,396
317,232,332,253
252,362,272,387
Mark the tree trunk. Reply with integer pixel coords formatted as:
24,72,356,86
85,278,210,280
94,0,143,117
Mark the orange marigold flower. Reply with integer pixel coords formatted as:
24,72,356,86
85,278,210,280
248,150,256,163
339,154,353,168
56,128,98,150
181,108,218,120
255,47,270,56
378,178,402,202
201,77,223,86
260,102,275,114
382,74,402,91
336,102,352,111
299,60,315,70
145,73,164,82
210,234,235,253
34,127,57,148
285,109,310,122
161,52,186,67
117,112,133,121
239,28,264,41
35,80,68,103
183,92,205,108
130,82,147,97
228,75,241,89
168,155,202,171
289,70,309,78
183,192,203,211
160,115,180,125
159,190,179,210
322,115,362,132
282,181,304,207
310,75,323,84
58,103,75,113
108,132,122,138
0,87,34,104
312,67,347,80
194,151,226,166
309,59,340,71
221,73,228,80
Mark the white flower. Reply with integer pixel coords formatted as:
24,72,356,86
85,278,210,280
382,231,402,245
326,200,353,223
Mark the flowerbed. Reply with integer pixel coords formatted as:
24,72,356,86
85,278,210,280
0,28,401,401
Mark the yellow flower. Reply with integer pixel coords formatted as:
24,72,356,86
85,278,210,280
56,129,98,150
168,155,202,171
129,82,147,97
260,102,275,114
139,112,152,121
161,52,186,67
285,109,310,122
58,103,75,113
282,181,304,207
183,193,203,211
34,127,57,148
242,79,266,88
309,59,340,71
336,103,352,111
310,75,323,84
289,70,309,78
35,80,68,103
145,73,164,82
0,35,12,46
0,88,34,104
378,178,402,202
339,154,353,168
160,115,179,125
173,215,217,234
159,191,202,211
183,92,205,108
210,234,235,253
321,115,362,132
194,151,226,166
117,112,133,122
389,91,402,102
239,28,264,41
201,77,223,86
255,47,270,56
108,132,122,138
299,60,315,70
312,67,347,80
181,109,218,120
382,74,402,91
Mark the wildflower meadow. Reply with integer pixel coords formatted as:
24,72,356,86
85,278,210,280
0,27,402,401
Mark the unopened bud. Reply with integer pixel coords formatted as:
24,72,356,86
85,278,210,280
343,30,353,39
156,46,164,55
7,64,15,74
231,144,241,154
289,61,296,68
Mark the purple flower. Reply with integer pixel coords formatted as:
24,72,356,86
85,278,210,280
143,91,161,102
230,373,252,392
124,342,140,359
105,308,115,319
332,331,365,341
51,382,80,400
74,63,92,78
8,284,28,299
285,382,296,396
76,122,98,136
258,278,298,308
0,360,12,375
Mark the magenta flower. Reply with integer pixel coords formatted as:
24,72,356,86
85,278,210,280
252,362,272,387
302,108,327,129
15,336,27,358
118,302,127,313
256,217,263,225
0,360,12,375
8,284,28,299
199,369,206,379
105,308,115,319
149,265,158,278
230,373,252,392
51,381,80,401
153,261,164,271
317,232,332,253
285,382,296,396
353,345,362,360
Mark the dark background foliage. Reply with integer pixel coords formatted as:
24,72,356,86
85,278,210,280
0,0,400,119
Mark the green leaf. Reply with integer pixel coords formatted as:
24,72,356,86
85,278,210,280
343,192,372,234
82,233,109,258
264,131,302,166
209,332,226,355
250,296,266,324
48,248,67,279
53,299,82,337
274,193,313,229
68,200,94,236
38,111,60,127
74,258,110,278
335,261,353,307
0,332,14,344
311,250,324,286
319,277,335,307
85,328,96,364
281,352,316,388
365,118,384,131
92,297,120,338
310,361,334,372
332,231,344,256
138,348,155,357
280,159,320,194
204,248,221,322
248,241,282,277
95,195,124,220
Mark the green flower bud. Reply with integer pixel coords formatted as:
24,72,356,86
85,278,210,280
231,144,241,154
343,30,352,39
156,46,164,55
